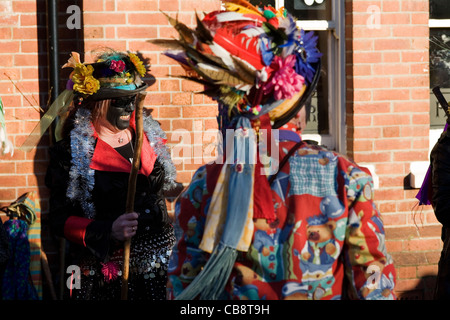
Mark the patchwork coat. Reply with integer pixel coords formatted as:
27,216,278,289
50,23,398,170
168,132,396,300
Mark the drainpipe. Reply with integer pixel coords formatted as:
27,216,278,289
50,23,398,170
46,0,59,104
46,0,65,300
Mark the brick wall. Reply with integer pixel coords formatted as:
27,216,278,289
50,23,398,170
346,0,440,299
0,0,442,300
0,0,222,299
0,0,49,206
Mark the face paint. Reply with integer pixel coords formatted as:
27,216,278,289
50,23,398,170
106,95,137,130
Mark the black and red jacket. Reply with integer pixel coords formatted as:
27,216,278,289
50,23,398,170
45,128,171,262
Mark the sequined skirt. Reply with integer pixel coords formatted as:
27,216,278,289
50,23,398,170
72,225,175,300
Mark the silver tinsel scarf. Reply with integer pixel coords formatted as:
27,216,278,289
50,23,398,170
67,108,96,218
67,107,177,218
142,114,177,192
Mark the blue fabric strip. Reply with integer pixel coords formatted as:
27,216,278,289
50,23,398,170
278,129,301,143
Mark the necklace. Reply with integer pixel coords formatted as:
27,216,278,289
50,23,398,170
118,130,126,143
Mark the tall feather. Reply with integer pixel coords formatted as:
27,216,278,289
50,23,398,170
147,39,184,50
160,11,195,44
213,28,264,69
196,63,251,87
222,0,262,15
214,11,265,24
230,56,256,85
195,11,213,44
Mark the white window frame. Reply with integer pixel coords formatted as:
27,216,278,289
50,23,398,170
429,18,450,153
280,0,346,153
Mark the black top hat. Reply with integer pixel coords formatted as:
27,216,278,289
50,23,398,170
64,50,153,101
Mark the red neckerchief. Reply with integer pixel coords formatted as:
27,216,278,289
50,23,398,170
90,114,156,176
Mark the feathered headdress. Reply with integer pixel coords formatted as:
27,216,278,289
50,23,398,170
150,0,321,130
152,0,322,300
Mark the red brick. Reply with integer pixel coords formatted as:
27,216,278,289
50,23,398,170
12,1,37,13
12,27,37,39
116,0,158,11
83,13,126,25
393,150,428,162
373,89,410,101
117,26,157,39
372,114,411,126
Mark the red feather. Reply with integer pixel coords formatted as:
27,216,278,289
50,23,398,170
213,28,264,70
202,11,264,33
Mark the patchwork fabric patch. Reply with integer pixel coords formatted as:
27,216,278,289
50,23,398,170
288,152,338,197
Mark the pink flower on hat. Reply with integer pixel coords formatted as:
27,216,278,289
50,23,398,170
110,60,126,73
263,55,305,101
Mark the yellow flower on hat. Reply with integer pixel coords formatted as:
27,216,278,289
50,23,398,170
72,63,100,95
128,53,146,77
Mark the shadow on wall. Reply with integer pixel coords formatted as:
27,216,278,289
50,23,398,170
36,0,85,300
396,275,437,300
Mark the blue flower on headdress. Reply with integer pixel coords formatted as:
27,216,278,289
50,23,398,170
294,29,322,84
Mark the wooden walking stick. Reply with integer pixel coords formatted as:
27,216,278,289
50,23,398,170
121,91,147,300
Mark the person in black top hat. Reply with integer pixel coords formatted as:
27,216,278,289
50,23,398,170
45,50,177,300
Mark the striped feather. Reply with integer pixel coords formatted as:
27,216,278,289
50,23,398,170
196,63,250,87
160,11,195,44
213,28,264,69
230,56,256,85
147,39,184,50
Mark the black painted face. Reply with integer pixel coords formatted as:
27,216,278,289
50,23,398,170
107,95,137,130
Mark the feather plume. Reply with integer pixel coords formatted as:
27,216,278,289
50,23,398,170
213,28,264,69
202,52,230,69
214,11,264,24
222,0,262,15
173,38,225,70
195,63,251,87
230,56,256,85
160,11,195,44
195,11,214,44
206,42,236,71
147,39,184,50
162,51,189,66
178,76,243,109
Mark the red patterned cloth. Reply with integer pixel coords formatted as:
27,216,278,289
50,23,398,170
168,135,396,300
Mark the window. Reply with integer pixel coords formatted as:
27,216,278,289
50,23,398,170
429,0,450,148
249,0,346,152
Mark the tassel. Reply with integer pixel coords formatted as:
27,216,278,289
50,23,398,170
175,244,237,300
177,117,255,300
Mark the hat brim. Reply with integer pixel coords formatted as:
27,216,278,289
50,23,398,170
226,60,321,128
271,59,322,129
89,81,151,101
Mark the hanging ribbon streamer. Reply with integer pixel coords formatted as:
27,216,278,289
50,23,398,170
177,117,256,300
19,89,74,152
